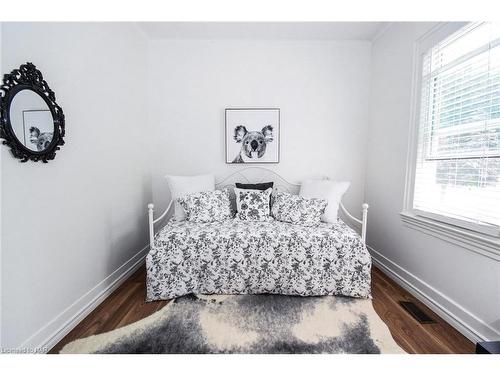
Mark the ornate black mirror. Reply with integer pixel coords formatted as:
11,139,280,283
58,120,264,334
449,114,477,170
0,63,65,162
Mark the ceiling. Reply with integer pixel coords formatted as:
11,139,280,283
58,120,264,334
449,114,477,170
136,22,388,41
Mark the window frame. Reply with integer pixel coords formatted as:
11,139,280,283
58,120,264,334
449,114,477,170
402,22,500,258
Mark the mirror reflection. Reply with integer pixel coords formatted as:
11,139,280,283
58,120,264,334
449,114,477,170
9,89,54,152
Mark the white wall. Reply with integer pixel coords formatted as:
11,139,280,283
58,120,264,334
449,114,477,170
147,40,372,214
366,23,500,341
1,23,150,348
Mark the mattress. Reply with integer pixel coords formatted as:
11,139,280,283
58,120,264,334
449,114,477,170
146,218,371,301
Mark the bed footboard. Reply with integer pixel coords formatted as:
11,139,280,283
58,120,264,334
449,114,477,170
339,202,369,244
148,201,173,251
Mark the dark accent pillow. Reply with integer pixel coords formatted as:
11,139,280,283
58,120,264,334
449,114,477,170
235,182,274,190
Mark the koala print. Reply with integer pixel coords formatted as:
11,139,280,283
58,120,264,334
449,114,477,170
29,126,53,152
232,125,274,163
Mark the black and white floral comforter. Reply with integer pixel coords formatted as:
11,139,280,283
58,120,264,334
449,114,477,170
146,218,371,301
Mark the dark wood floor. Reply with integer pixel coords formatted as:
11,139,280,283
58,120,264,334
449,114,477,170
49,265,475,354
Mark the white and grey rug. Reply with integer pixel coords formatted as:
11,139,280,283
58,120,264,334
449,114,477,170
60,294,405,354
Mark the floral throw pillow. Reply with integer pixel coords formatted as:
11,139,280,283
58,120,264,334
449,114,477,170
235,187,273,221
178,188,232,223
271,191,328,226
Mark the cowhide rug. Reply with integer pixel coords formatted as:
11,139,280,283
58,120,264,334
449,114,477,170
60,294,405,354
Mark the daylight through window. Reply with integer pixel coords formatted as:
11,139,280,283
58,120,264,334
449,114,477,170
413,22,500,228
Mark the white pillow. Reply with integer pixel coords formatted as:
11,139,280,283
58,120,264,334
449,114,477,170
166,174,215,221
299,179,350,223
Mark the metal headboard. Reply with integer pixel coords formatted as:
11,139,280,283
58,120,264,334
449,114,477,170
215,167,300,194
147,167,368,249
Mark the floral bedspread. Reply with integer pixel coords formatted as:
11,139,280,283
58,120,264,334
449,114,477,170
146,218,372,301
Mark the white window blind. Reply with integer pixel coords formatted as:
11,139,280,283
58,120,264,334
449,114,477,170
414,22,500,230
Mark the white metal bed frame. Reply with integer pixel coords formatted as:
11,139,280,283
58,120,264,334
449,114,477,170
147,167,369,249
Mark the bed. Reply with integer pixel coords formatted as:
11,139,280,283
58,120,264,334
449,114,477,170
146,167,371,301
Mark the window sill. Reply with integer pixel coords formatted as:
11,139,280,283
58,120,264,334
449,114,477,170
400,211,500,262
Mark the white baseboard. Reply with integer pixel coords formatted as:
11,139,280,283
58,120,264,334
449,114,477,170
19,244,150,352
369,245,500,343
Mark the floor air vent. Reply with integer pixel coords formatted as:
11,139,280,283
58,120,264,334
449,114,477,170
399,301,436,324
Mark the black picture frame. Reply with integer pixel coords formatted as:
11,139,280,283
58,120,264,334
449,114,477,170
0,62,65,163
225,108,280,164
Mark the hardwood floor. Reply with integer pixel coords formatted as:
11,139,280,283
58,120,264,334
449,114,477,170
371,267,474,353
49,265,475,354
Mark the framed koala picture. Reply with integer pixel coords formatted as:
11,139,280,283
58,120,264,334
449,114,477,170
225,108,280,164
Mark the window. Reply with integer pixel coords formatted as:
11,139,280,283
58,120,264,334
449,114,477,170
412,22,500,235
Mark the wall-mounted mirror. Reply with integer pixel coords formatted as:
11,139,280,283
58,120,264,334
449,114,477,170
0,63,65,162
